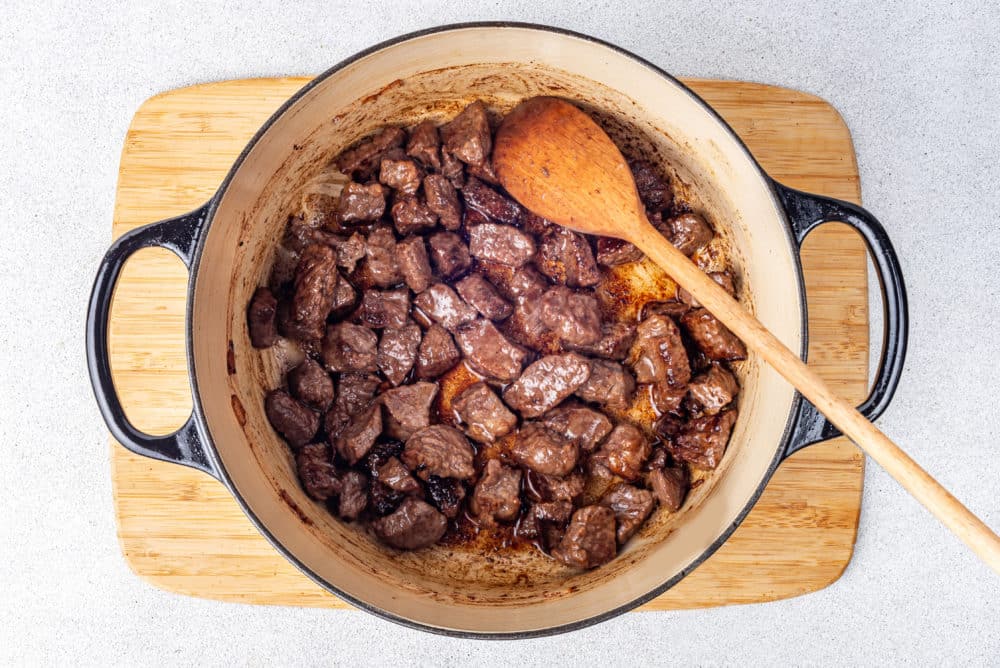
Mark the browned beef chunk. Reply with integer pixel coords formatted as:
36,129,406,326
287,358,334,411
403,424,475,480
289,244,340,341
538,286,602,346
467,158,500,184
566,321,636,361
471,459,523,522
372,497,447,550
455,273,513,320
440,100,492,166
405,120,442,170
667,212,713,256
248,287,278,348
602,484,655,544
667,409,738,470
454,319,527,382
680,308,747,361
542,404,613,452
336,126,406,179
510,422,579,477
642,299,690,320
535,227,601,287
390,196,437,235
376,456,421,495
338,471,369,520
368,479,405,517
630,314,691,387
647,464,689,512
265,389,318,447
379,158,423,195
629,160,673,213
381,382,438,440
517,500,571,541
364,227,402,288
503,353,592,418
427,231,472,280
423,174,462,230
329,273,359,319
336,181,387,223
296,443,341,501
687,363,739,415
413,283,478,331
552,506,616,569
335,403,382,464
650,383,687,415
575,359,636,409
526,470,586,503
333,232,366,274
440,150,464,188
503,299,553,352
596,237,644,266
353,288,411,329
377,324,421,386
468,223,536,267
396,236,433,293
518,210,555,235
322,322,378,373
592,423,650,481
324,373,379,437
415,324,460,379
461,177,521,224
677,271,736,308
425,475,467,518
481,264,549,303
452,382,517,444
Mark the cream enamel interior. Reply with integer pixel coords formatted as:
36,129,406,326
190,26,802,634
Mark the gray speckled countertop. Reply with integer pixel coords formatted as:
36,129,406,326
2,2,998,664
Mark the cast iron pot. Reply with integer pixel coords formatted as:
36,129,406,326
87,23,907,637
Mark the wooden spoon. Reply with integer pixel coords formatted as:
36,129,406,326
493,96,1000,573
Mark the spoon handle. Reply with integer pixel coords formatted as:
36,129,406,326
631,223,1000,575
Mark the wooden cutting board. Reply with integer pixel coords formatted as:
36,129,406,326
109,78,867,610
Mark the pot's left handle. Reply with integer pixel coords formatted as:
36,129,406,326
86,204,219,479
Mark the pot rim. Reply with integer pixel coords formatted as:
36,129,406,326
187,21,808,639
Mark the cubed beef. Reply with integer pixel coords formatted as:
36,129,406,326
592,423,650,481
503,353,592,418
518,210,555,235
287,358,334,411
452,382,517,444
376,456,422,495
440,100,492,166
526,470,586,503
379,158,423,195
415,324,460,379
423,174,462,230
372,497,447,550
335,403,382,465
510,422,579,477
503,298,555,353
289,244,340,341
405,120,442,170
368,479,405,517
642,299,690,320
440,150,465,188
324,373,379,437
468,223,536,267
650,383,687,415
687,363,739,415
538,286,602,347
454,319,527,382
427,231,472,279
470,459,523,522
329,273,358,319
248,287,278,347
630,314,691,387
602,484,655,544
680,308,747,361
629,160,673,213
668,212,713,256
667,409,738,470
677,271,736,308
364,227,402,288
396,236,433,293
265,389,318,447
377,324,421,386
481,264,549,303
353,288,411,329
336,126,406,179
455,273,513,320
413,283,478,331
390,196,437,235
534,500,574,524
575,360,636,409
296,443,341,501
425,475,467,519
381,381,438,440
402,424,475,480
461,177,521,224
333,232,366,274
542,403,613,452
336,181,387,223
322,322,378,373
596,237,644,266
647,464,689,512
566,321,636,361
552,506,617,569
535,227,601,287
338,470,369,520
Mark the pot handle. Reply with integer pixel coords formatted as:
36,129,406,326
86,204,219,479
774,182,909,457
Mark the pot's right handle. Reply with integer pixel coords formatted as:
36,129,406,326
775,182,909,457
86,204,219,479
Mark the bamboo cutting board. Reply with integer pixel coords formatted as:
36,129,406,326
109,78,868,610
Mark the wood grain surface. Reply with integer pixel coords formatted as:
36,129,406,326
108,77,868,610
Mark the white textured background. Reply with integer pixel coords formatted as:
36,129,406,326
1,1,998,665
